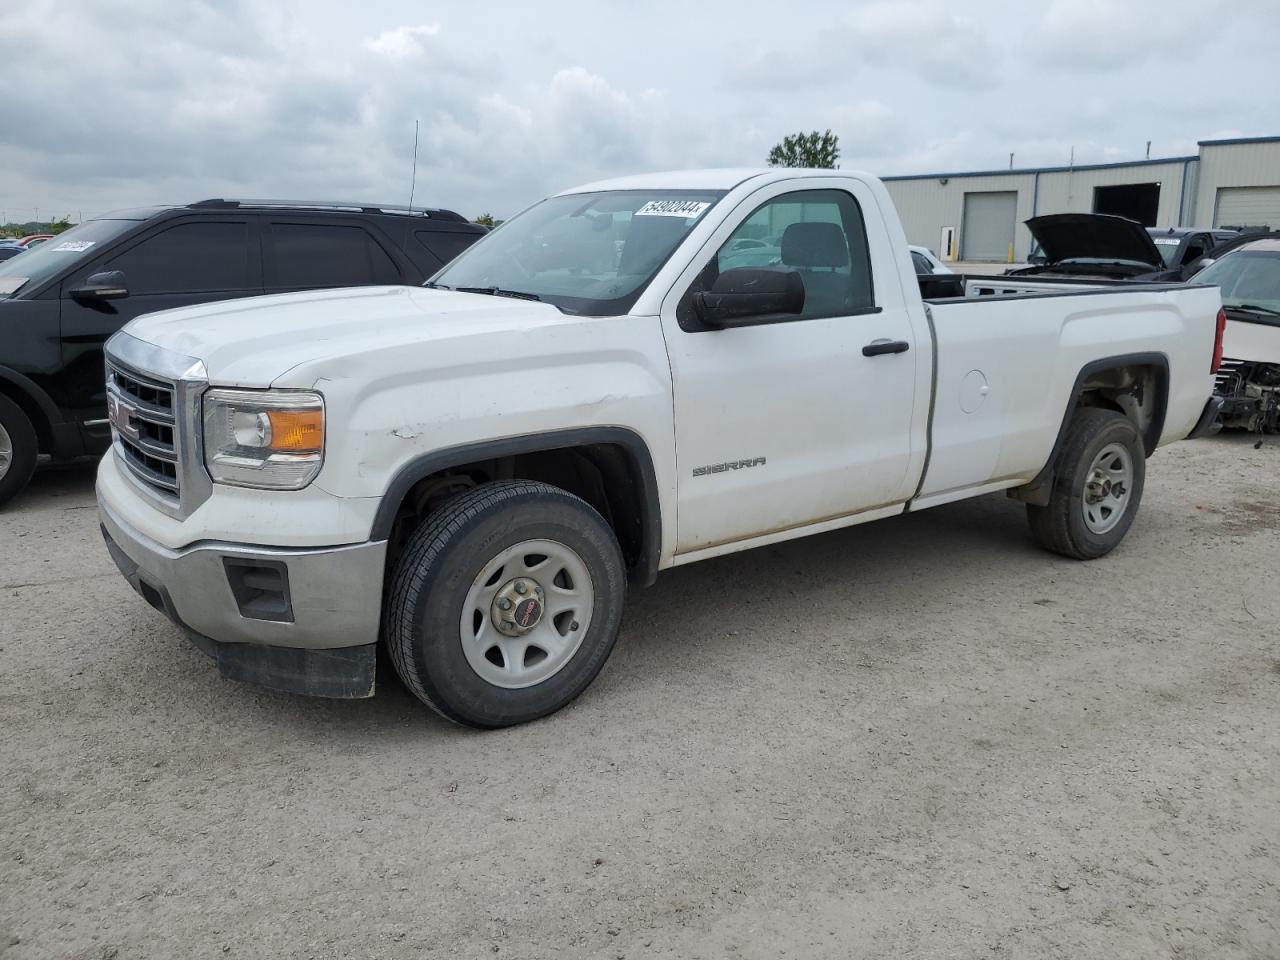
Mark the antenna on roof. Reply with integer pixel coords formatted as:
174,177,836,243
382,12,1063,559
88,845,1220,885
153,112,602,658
408,119,420,211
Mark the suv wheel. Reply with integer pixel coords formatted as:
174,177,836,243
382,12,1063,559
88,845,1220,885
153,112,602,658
1027,408,1146,560
385,480,626,727
0,394,38,510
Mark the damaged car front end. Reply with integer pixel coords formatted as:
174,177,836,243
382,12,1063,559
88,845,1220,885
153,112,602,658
1193,238,1280,434
1215,358,1280,432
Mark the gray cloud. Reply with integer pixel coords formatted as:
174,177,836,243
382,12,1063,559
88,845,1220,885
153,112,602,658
723,1,1001,94
1,0,1277,222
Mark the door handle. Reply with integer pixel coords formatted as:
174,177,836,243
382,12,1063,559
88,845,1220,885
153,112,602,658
862,339,910,357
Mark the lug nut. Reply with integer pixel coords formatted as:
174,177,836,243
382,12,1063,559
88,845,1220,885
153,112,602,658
515,582,528,595
498,599,512,610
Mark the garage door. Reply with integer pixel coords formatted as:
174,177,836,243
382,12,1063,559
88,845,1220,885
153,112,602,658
961,191,1017,261
1213,186,1280,229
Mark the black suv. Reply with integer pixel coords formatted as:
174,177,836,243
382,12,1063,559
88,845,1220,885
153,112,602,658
0,200,486,506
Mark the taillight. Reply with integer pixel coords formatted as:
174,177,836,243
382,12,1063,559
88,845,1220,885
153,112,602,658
1211,307,1226,373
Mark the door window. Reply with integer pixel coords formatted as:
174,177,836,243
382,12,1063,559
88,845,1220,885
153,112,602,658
101,221,251,295
1181,235,1209,264
682,189,874,327
267,223,401,288
415,229,475,266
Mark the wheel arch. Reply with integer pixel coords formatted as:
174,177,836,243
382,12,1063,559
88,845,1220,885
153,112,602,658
0,365,62,453
371,427,663,587
1011,352,1169,506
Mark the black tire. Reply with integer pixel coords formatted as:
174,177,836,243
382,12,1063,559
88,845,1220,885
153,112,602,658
1027,407,1146,560
0,394,38,510
385,480,626,728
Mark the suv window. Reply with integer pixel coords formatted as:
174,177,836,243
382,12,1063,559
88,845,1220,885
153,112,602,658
1181,235,1209,264
683,189,874,326
911,250,933,275
0,218,138,299
415,229,474,266
267,223,401,288
102,221,251,295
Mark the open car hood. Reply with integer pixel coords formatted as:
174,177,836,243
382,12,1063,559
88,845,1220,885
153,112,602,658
1025,213,1163,268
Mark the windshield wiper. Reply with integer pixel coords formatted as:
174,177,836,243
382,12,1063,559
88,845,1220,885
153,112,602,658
1228,303,1280,317
423,281,451,290
455,286,541,302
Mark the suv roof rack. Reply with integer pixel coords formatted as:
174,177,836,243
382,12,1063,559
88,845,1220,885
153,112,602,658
187,199,468,222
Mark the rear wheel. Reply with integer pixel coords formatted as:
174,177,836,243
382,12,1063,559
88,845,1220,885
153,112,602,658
0,394,38,510
1027,408,1146,560
385,480,626,728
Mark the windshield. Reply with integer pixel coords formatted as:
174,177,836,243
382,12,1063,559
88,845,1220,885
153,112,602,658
1194,250,1280,315
0,219,135,298
429,190,724,315
1151,234,1182,266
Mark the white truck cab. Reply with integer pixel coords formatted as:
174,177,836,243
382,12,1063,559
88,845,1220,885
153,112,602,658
97,168,1226,726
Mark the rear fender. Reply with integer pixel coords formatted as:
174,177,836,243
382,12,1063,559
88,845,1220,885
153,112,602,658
1010,352,1168,506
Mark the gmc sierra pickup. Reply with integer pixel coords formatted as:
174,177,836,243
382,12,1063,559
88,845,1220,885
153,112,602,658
95,169,1226,727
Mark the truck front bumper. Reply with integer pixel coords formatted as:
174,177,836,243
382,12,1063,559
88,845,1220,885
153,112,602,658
99,496,386,699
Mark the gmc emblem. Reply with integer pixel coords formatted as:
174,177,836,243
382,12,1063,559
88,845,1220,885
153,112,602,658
107,393,140,442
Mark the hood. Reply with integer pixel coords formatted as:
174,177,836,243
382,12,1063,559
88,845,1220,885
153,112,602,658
1025,213,1163,267
122,285,571,386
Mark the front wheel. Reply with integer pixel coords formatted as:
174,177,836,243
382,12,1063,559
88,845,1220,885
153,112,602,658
0,394,38,510
1027,408,1146,560
385,480,626,728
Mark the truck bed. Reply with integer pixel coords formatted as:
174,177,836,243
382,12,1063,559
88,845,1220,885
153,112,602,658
912,280,1221,508
919,272,1169,301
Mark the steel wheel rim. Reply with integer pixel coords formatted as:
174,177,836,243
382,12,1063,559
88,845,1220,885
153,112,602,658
0,422,11,481
459,538,594,689
1081,441,1133,534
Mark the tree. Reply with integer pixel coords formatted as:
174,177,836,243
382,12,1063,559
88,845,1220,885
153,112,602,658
767,130,840,169
474,213,496,227
49,216,74,235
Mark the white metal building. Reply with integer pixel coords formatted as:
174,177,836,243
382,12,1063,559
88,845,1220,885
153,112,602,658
883,136,1280,262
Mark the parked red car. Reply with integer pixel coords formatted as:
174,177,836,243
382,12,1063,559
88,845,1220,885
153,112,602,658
17,234,53,248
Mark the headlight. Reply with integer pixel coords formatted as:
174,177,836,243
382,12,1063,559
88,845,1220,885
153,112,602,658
202,388,324,490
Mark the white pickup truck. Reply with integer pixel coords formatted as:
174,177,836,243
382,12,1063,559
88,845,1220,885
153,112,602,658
96,168,1226,727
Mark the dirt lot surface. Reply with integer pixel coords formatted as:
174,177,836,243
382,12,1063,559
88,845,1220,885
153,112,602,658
2,436,1277,960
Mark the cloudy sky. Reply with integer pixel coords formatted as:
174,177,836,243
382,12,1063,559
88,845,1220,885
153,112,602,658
2,0,1277,223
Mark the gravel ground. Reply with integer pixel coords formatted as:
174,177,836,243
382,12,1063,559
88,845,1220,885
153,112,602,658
1,435,1277,960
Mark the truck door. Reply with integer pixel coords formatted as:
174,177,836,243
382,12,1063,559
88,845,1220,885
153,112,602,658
659,180,923,555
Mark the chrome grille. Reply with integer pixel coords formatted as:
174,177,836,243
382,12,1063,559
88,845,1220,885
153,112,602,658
104,332,212,519
108,363,180,499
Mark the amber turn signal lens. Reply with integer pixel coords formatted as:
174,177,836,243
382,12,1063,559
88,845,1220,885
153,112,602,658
266,408,324,452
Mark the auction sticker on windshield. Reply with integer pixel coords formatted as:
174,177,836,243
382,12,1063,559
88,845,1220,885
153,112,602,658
50,240,96,253
0,278,26,296
1154,238,1180,246
635,200,712,219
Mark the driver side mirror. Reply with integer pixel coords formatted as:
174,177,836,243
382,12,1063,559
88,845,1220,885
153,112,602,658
693,268,805,327
69,270,129,302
